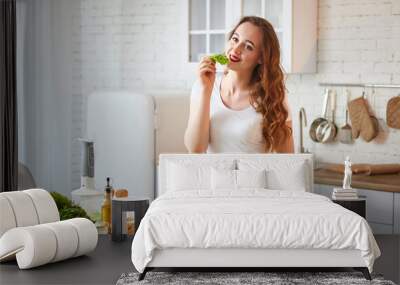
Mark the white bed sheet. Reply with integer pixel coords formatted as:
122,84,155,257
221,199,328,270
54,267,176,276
131,189,380,273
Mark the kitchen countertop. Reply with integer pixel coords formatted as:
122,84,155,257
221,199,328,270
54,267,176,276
314,167,400,193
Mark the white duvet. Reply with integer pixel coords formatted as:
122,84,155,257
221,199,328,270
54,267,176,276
131,190,380,273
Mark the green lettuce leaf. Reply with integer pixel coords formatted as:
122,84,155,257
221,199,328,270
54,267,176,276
210,54,229,65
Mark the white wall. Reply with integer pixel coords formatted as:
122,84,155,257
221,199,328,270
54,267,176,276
292,0,400,165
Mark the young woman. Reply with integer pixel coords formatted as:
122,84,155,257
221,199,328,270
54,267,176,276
184,16,294,154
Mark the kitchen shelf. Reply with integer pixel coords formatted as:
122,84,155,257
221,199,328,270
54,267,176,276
319,82,400,89
314,167,400,193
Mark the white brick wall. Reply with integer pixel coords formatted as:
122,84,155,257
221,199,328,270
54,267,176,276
70,0,400,187
294,0,400,164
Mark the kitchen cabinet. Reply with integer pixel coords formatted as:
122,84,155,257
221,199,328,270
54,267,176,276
314,184,396,234
241,0,317,73
395,193,400,234
358,188,393,226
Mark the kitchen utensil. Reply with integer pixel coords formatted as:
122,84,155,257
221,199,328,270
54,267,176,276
299,107,308,153
316,90,337,143
387,95,400,129
338,89,353,144
338,110,353,144
309,89,330,142
348,93,365,139
365,115,379,142
347,93,378,142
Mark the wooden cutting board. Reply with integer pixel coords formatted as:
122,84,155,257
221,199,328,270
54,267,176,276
314,167,400,193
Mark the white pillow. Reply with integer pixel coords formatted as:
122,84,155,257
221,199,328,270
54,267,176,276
236,169,267,189
211,168,236,190
266,163,306,191
167,162,210,191
238,159,308,191
211,168,267,190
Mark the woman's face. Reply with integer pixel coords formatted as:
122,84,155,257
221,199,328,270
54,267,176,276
225,22,263,73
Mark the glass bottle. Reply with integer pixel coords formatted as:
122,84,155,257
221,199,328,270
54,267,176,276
101,177,112,233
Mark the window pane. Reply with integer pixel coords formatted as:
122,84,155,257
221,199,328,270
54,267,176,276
265,0,283,28
190,34,206,62
210,0,226,30
243,0,261,17
190,0,206,30
210,34,226,54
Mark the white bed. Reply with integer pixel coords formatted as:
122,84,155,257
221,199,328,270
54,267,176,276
131,154,380,281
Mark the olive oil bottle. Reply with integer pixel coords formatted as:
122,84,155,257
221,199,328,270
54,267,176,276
101,177,112,233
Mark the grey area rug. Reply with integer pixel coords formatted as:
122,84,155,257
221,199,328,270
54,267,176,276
117,271,396,285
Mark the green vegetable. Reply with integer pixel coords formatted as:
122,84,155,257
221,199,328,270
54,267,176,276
59,206,91,220
50,191,94,222
50,191,72,209
210,54,229,65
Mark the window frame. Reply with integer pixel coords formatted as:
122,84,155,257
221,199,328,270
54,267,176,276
184,0,301,73
188,0,226,63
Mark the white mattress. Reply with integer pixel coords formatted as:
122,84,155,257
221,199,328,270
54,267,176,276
131,189,380,273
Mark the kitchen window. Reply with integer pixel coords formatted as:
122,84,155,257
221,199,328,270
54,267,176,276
188,0,227,62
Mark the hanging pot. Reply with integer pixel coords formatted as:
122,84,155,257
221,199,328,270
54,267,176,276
316,90,337,143
309,89,330,142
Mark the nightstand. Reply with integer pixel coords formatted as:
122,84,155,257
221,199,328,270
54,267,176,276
111,197,149,242
332,198,366,218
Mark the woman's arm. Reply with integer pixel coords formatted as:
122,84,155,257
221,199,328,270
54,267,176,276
184,88,212,153
184,57,216,153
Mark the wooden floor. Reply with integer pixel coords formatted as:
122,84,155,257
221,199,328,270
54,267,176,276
0,235,398,285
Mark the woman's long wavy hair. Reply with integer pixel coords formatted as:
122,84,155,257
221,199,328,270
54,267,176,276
228,16,291,153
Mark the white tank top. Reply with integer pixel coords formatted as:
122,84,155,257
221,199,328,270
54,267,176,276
206,74,265,153
190,75,292,153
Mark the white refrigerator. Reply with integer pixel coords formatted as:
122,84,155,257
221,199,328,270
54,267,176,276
86,91,155,200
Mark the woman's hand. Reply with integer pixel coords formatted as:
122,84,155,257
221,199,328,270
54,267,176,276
198,56,216,95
